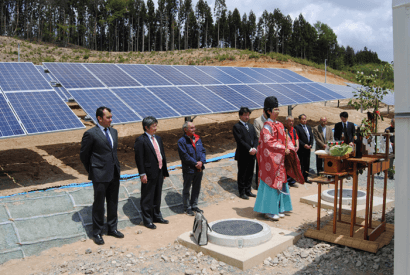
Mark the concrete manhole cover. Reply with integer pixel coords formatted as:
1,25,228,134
208,218,272,248
212,220,263,236
322,188,367,205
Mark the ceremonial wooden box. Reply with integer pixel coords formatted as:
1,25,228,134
321,154,351,173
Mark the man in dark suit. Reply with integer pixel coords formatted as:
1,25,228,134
334,111,355,145
134,116,169,229
80,106,124,245
177,121,206,216
295,114,313,183
233,107,258,199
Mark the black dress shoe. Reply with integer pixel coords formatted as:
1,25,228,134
305,180,312,184
144,223,157,229
240,194,249,200
93,234,104,245
246,192,256,197
192,207,204,213
107,230,124,238
184,209,195,216
153,218,169,224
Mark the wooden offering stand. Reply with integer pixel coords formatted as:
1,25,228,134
347,132,394,241
305,134,395,252
312,134,393,236
314,153,353,234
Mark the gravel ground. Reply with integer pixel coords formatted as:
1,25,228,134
31,204,394,275
28,153,396,275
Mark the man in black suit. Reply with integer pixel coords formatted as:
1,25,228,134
233,107,258,200
295,114,313,183
134,116,169,229
80,106,124,245
334,111,355,145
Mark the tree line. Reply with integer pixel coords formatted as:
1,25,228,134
1,0,382,70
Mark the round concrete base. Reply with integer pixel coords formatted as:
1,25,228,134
322,188,367,205
208,218,272,248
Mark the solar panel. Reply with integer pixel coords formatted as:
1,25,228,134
44,63,105,89
227,85,265,107
195,66,241,84
178,86,237,113
0,62,52,92
204,85,260,109
266,69,300,82
234,67,274,83
147,86,211,116
266,84,311,104
54,86,71,100
117,64,172,86
281,84,323,102
69,89,141,124
147,65,199,86
0,93,25,138
347,83,363,90
112,87,180,119
6,91,84,134
83,63,141,88
280,69,313,82
297,83,336,101
382,93,395,105
248,84,297,106
216,67,259,84
319,83,355,98
173,66,221,85
306,83,346,100
252,68,290,83
35,65,69,101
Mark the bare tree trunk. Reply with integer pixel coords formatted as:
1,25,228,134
282,33,284,54
171,18,174,51
205,21,208,48
148,23,151,51
142,22,144,52
217,20,219,48
185,16,188,49
136,16,139,52
160,10,163,51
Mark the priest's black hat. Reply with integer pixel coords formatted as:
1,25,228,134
264,96,278,109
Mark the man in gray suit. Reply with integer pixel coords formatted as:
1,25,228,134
313,117,333,175
80,106,123,245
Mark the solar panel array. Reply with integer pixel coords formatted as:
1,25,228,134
43,63,351,125
346,83,395,106
0,62,85,138
35,65,71,101
0,61,394,140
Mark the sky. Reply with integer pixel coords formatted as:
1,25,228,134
155,0,393,63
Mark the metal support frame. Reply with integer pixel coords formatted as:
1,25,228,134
185,116,197,122
288,105,295,116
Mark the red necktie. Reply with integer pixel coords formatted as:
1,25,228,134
152,136,163,169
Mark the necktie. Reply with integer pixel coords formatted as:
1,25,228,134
104,128,112,148
152,136,163,169
303,125,310,141
343,123,348,143
245,123,249,132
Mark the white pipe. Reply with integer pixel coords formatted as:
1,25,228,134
393,1,410,274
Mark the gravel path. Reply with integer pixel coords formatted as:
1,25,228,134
32,205,394,275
